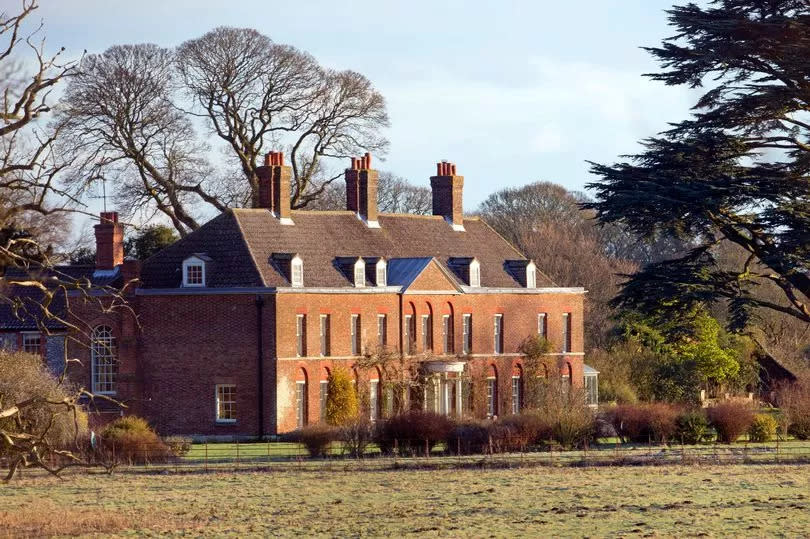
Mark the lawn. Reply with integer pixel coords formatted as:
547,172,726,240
2,464,809,536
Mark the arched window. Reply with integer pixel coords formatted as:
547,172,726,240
296,368,308,428
526,262,537,289
512,365,523,414
91,325,117,394
422,302,434,352
442,303,454,355
486,364,498,418
291,255,304,288
320,368,330,422
369,367,381,422
469,259,481,287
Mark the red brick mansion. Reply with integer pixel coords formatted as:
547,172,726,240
1,154,588,438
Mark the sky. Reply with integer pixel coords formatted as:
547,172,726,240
33,0,698,219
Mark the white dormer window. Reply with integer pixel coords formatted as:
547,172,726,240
469,259,481,287
353,259,366,288
291,256,304,288
527,261,537,289
182,255,208,287
376,259,387,287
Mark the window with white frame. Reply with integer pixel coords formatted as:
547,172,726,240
22,333,41,356
421,314,432,352
462,314,472,354
404,314,413,355
319,314,331,356
296,380,308,428
215,384,236,422
526,263,537,289
353,259,365,287
182,257,205,287
320,380,328,421
351,314,361,355
291,256,304,288
493,314,503,354
369,378,379,422
376,260,387,286
512,375,522,414
377,314,387,346
296,314,306,357
91,325,117,394
562,313,571,353
469,259,481,287
537,313,547,339
486,376,497,418
442,314,453,354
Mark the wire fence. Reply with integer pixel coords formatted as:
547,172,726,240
61,438,810,475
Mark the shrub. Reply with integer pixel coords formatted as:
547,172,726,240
675,410,709,444
325,367,358,426
296,424,338,457
446,420,491,455
496,414,548,452
605,403,679,444
100,416,171,464
375,411,453,456
777,381,810,440
707,401,754,444
530,379,595,449
164,435,192,457
748,414,777,443
340,419,374,457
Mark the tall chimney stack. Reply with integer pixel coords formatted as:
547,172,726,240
94,211,124,270
256,151,293,225
430,161,464,230
345,152,379,227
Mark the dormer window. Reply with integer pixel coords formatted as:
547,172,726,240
469,259,481,287
353,258,366,288
182,254,209,287
291,256,304,288
376,259,387,287
526,261,537,289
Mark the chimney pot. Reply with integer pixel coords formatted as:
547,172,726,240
345,154,378,224
256,151,291,221
94,211,124,270
430,161,464,229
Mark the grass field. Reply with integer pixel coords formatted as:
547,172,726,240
2,464,810,537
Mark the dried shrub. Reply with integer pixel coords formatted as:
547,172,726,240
325,367,358,426
530,378,596,449
374,411,453,456
748,414,777,443
777,381,810,440
604,403,679,444
493,414,547,452
675,410,709,444
164,435,192,457
100,416,171,464
295,424,338,458
707,401,754,444
446,420,491,455
340,419,374,457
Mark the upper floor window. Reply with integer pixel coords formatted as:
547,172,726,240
493,314,503,354
182,255,208,287
404,314,414,355
296,314,306,357
215,384,237,423
22,332,41,356
562,313,572,353
351,314,361,355
377,314,387,347
537,313,547,339
91,325,117,395
442,314,453,354
353,259,365,288
291,256,304,288
376,259,387,286
421,314,432,352
526,262,537,289
469,259,481,287
320,314,331,356
462,314,472,354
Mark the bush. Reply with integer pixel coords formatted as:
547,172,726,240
340,419,374,457
164,435,192,457
777,381,810,440
675,410,709,444
100,416,171,464
604,403,679,444
446,420,491,455
707,401,754,443
296,424,338,457
528,378,595,449
375,411,453,456
495,414,548,452
325,367,358,426
748,414,777,443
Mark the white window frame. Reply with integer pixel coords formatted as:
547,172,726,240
291,255,304,288
462,314,472,355
537,313,547,339
22,332,41,356
320,380,329,421
351,314,361,356
296,314,306,357
469,259,481,287
512,375,521,414
369,378,380,422
319,314,330,356
182,256,206,287
493,314,503,355
526,262,537,289
376,259,387,286
215,384,237,423
486,377,497,418
377,314,387,347
562,313,571,353
91,325,117,395
353,259,365,288
404,314,413,355
296,380,308,428
421,314,432,352
442,314,452,354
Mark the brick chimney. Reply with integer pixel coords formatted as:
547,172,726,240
430,161,464,230
256,151,293,225
345,152,379,227
94,211,124,270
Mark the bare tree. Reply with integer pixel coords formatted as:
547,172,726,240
309,171,431,215
175,27,389,209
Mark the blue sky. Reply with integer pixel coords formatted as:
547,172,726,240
36,0,696,213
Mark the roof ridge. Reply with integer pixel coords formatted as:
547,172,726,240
231,211,268,287
476,217,559,287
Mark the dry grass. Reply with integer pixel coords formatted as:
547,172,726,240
2,465,810,536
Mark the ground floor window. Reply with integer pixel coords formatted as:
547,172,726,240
22,332,41,356
296,380,308,428
370,379,379,422
215,384,236,423
511,375,521,415
320,380,328,421
487,377,497,418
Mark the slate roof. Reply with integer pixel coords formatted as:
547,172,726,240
140,209,557,289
